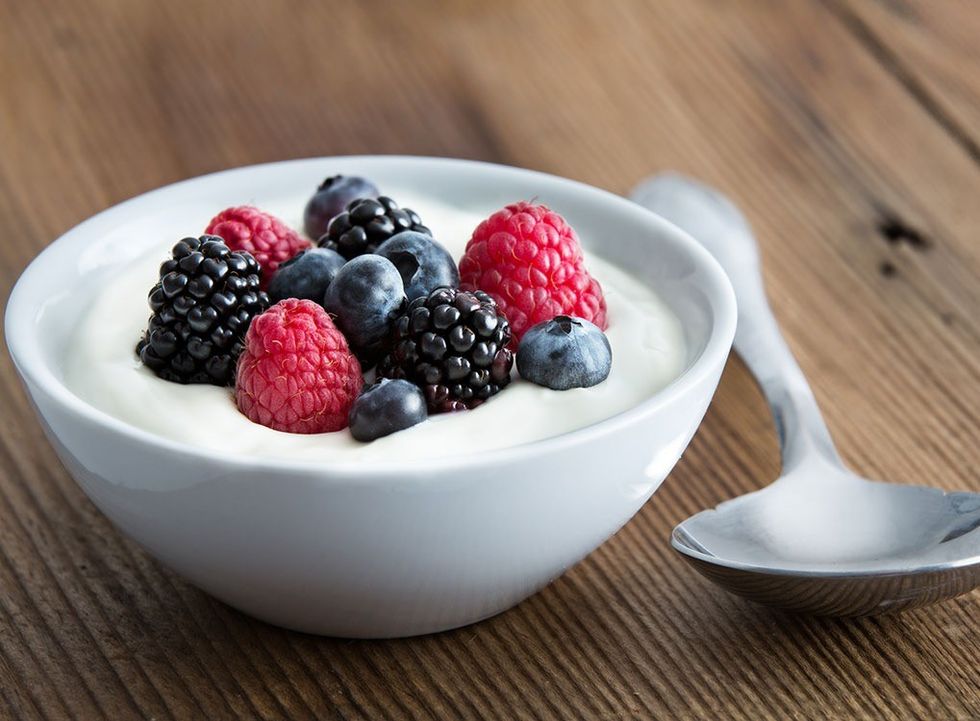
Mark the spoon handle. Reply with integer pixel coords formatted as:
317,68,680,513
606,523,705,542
632,175,841,471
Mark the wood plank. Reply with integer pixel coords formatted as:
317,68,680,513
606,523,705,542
831,0,980,160
0,0,978,719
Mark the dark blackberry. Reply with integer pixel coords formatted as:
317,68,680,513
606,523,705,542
318,196,430,260
376,287,514,413
136,235,270,385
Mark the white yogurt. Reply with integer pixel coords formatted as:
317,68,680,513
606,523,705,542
65,194,686,462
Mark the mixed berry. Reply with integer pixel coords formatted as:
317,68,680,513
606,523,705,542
459,201,607,342
376,287,513,413
205,206,310,290
303,175,380,240
268,247,345,304
516,316,612,390
374,230,459,301
135,173,613,442
319,196,430,260
349,379,428,442
136,236,269,385
235,299,362,434
323,255,407,366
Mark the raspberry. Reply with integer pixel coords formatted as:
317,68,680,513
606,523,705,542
235,299,363,434
205,206,310,290
458,202,607,343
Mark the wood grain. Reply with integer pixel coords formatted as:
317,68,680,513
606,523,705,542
1,0,978,719
833,0,980,161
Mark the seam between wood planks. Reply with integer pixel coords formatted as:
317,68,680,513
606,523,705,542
823,0,980,166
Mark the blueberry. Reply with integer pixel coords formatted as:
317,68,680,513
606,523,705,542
516,315,612,390
267,248,346,304
374,231,460,300
303,175,380,239
323,255,405,363
349,379,428,442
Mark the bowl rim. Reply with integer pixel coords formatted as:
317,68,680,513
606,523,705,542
5,155,736,478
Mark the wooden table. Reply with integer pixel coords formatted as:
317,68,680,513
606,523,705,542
2,1,978,718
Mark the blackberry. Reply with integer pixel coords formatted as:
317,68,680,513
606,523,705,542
318,196,430,260
377,287,514,413
136,235,270,385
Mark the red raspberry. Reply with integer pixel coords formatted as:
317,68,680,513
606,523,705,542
458,202,607,343
205,206,309,289
235,299,363,434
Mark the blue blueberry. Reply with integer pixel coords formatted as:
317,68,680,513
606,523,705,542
374,230,460,301
303,175,380,239
349,379,428,442
516,315,612,390
323,255,405,363
267,248,346,304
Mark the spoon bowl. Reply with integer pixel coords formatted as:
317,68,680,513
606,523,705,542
673,460,980,615
633,174,980,616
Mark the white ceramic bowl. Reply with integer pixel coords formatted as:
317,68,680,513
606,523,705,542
5,156,735,638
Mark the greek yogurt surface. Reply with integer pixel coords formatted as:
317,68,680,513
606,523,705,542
65,193,687,462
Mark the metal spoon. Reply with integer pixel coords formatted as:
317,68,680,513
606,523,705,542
632,173,980,616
